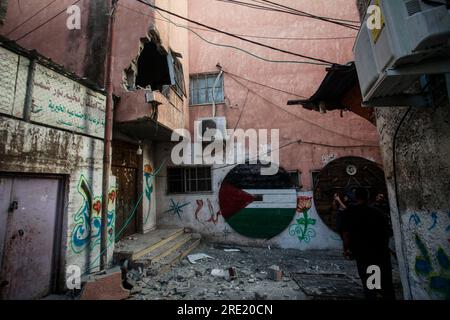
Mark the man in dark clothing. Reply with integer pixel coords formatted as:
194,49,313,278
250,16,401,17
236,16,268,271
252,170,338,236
342,188,395,300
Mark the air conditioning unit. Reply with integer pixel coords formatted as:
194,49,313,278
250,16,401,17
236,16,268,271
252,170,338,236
354,0,450,105
195,117,228,142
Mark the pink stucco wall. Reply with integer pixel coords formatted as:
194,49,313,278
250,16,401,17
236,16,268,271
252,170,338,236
187,0,381,190
0,0,190,131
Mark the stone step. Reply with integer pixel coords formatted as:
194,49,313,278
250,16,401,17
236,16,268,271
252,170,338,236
114,227,184,262
149,238,201,276
131,232,194,269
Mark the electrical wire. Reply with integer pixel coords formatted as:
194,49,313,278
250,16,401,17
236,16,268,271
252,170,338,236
391,106,413,298
14,0,82,42
233,88,250,130
217,0,360,29
248,0,360,24
226,73,380,144
153,9,330,66
134,0,336,66
257,0,361,28
5,0,58,36
121,3,355,41
221,68,308,98
82,161,166,276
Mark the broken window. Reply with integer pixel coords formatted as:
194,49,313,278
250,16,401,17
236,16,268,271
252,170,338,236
167,49,186,98
124,35,186,104
167,166,212,194
135,40,171,91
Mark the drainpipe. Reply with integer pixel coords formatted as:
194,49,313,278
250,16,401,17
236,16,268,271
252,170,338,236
212,64,223,118
100,0,117,271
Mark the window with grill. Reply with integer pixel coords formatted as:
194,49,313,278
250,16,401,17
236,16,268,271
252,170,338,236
287,170,302,189
167,167,212,193
311,170,321,190
189,73,224,105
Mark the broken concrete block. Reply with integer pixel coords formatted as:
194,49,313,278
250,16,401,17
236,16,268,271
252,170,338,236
211,269,227,278
254,292,268,300
80,270,130,300
268,265,283,281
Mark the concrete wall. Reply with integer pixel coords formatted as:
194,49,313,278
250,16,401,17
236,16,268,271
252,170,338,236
374,75,450,300
188,0,382,190
155,142,341,250
355,0,450,300
0,0,109,86
0,44,114,286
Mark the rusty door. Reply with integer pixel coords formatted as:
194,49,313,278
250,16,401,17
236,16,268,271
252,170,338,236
112,141,139,241
0,176,62,300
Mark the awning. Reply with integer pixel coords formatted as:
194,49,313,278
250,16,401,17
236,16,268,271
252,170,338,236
287,62,374,124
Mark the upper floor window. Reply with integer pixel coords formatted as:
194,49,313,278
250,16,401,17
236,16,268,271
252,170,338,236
189,73,224,106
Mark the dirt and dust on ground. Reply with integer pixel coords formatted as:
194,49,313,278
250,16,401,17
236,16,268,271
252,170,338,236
125,243,404,300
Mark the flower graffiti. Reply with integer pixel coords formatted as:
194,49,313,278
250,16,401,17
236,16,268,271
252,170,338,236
144,164,154,225
289,196,317,244
414,234,450,299
70,175,116,254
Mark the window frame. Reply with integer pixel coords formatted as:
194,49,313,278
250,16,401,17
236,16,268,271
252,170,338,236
311,170,321,191
166,166,213,194
189,72,225,106
287,170,302,189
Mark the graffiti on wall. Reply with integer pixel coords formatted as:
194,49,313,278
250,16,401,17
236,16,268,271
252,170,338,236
289,196,317,244
195,199,221,225
414,234,450,299
408,211,450,299
218,164,297,239
144,164,154,225
70,175,116,254
164,199,190,220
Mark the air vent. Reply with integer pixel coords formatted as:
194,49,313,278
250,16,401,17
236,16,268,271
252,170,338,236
405,0,422,16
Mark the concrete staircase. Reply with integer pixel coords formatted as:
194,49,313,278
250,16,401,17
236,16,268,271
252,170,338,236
114,227,201,275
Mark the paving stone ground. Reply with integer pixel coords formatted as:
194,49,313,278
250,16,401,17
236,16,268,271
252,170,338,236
127,243,404,300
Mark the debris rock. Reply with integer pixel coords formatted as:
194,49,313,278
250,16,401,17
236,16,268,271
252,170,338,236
268,265,283,281
187,253,214,264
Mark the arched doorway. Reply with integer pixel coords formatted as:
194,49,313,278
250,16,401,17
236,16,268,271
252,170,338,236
313,156,388,233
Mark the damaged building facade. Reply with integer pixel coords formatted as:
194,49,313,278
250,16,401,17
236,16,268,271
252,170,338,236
353,0,450,301
1,0,447,301
0,41,114,299
0,0,190,299
154,0,385,251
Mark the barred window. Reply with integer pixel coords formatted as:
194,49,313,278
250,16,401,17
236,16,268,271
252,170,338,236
167,167,212,193
189,73,224,105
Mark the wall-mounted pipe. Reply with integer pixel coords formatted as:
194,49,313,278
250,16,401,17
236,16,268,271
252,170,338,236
100,0,117,271
212,64,223,118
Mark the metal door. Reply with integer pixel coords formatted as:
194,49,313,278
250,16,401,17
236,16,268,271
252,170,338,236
0,176,62,300
112,141,139,241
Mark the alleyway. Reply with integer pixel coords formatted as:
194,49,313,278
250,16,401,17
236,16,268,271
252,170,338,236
126,243,403,300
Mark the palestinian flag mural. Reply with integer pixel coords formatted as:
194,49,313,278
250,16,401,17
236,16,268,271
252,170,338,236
219,164,297,239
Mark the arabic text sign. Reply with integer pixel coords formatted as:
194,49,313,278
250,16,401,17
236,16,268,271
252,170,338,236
31,64,106,138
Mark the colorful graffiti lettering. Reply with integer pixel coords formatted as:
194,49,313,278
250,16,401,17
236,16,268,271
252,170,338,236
409,213,421,226
194,199,221,225
70,175,116,254
414,234,450,299
164,199,190,220
195,199,204,223
289,196,317,244
144,164,154,225
428,212,438,231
